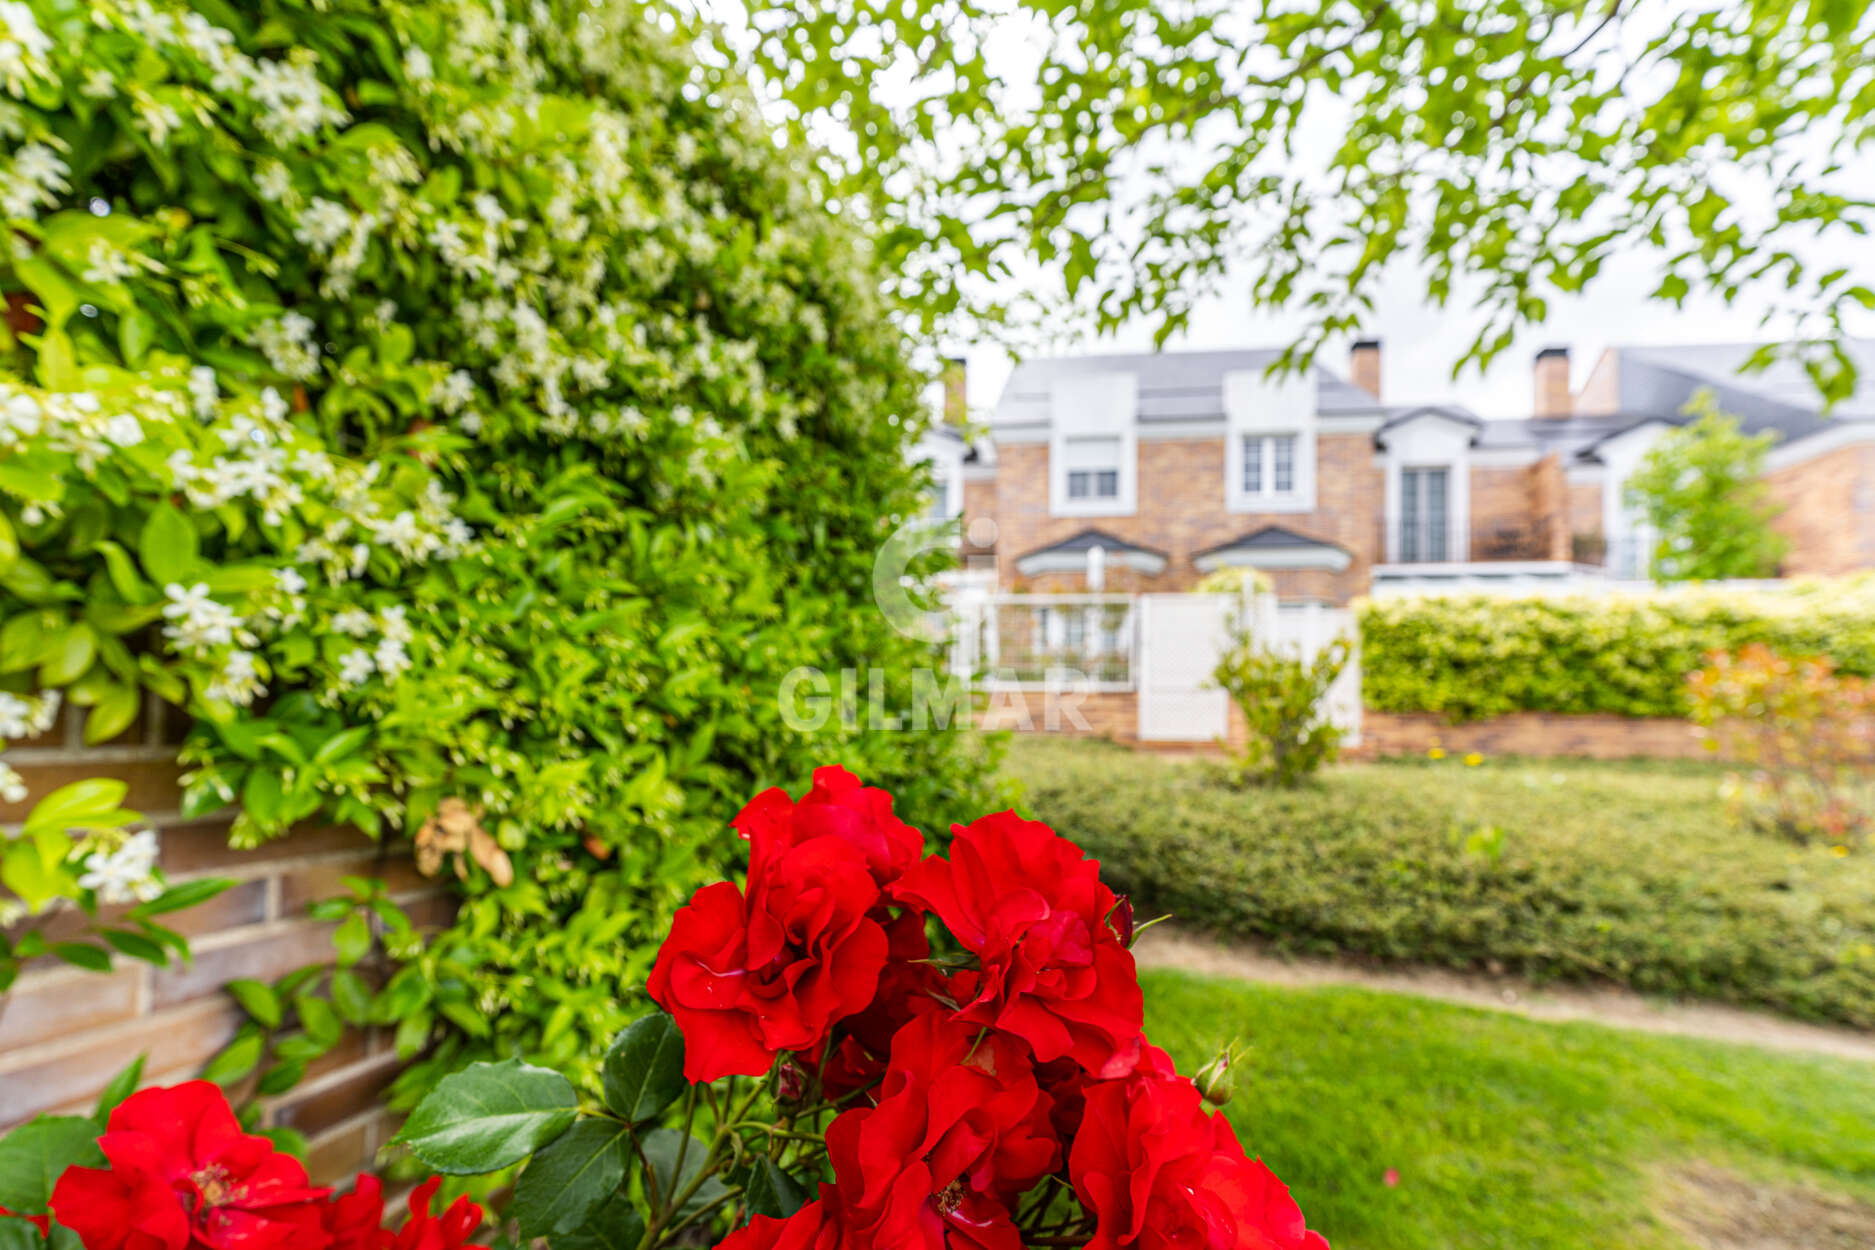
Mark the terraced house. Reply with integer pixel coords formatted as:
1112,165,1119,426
950,338,1875,604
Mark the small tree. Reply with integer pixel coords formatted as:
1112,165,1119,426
1211,620,1352,789
1624,392,1788,582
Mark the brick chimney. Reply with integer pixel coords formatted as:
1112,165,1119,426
1534,346,1572,418
941,357,967,427
1349,339,1382,399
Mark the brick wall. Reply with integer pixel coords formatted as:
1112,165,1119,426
1358,710,1709,760
0,701,451,1183
993,436,1381,603
1766,440,1875,576
977,690,1247,749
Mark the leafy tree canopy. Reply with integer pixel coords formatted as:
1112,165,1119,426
682,0,1875,396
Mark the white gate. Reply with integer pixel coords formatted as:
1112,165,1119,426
1135,594,1361,745
1136,593,1233,741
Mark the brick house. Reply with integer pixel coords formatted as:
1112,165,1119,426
947,338,1875,603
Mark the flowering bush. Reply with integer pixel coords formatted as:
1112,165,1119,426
0,0,996,1091
1688,644,1875,849
375,767,1329,1250
1359,579,1875,721
0,1077,481,1250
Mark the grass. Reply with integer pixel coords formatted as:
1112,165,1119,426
1143,969,1875,1250
1004,737,1875,1026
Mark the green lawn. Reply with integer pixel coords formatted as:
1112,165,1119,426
1143,969,1875,1250
1006,738,1875,1027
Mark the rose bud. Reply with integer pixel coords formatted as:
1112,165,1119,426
1194,1045,1240,1106
1106,894,1136,947
775,1056,810,1105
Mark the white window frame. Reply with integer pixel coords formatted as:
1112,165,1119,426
1224,370,1315,512
1049,372,1138,517
1378,413,1473,563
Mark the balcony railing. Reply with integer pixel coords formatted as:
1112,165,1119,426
1380,517,1554,564
955,593,1136,687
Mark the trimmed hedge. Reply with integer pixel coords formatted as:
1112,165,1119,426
1010,738,1875,1029
1359,580,1875,720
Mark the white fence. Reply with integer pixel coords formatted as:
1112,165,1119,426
951,591,1360,745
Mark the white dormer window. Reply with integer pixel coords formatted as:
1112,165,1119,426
1049,372,1138,516
1224,371,1315,512
1064,436,1122,500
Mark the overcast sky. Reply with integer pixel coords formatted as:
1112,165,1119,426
955,252,1875,424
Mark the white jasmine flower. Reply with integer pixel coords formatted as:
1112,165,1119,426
337,647,374,686
330,608,374,637
187,366,218,418
377,604,413,644
373,637,411,681
205,649,263,706
0,761,24,803
77,829,162,904
161,582,240,654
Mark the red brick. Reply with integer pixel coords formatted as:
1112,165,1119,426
0,759,184,823
1357,710,1709,760
269,1054,401,1137
303,1118,375,1186
159,821,376,876
0,1000,242,1128
278,854,429,918
0,967,141,1051
150,921,337,1009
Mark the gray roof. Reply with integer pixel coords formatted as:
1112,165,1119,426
1015,527,1168,561
1477,338,1875,461
994,347,1380,427
1194,524,1349,558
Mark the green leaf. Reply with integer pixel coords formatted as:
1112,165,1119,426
332,912,371,967
99,928,168,965
640,1129,728,1220
38,623,96,686
551,1192,646,1250
736,1157,807,1220
93,1055,145,1126
51,942,111,972
0,1115,105,1211
25,779,128,832
137,506,198,586
202,1028,264,1085
130,877,232,917
601,1012,687,1124
296,994,342,1046
396,1058,578,1175
256,1061,306,1096
0,512,17,574
0,1217,41,1250
329,968,372,1024
83,682,141,745
226,978,284,1029
512,1117,630,1239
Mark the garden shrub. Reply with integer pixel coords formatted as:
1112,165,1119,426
0,0,998,1094
1211,619,1350,789
1359,579,1875,720
1009,738,1875,1028
1688,644,1875,848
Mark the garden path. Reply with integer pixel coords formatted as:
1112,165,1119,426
1135,926,1875,1064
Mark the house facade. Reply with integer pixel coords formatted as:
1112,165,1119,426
945,338,1875,603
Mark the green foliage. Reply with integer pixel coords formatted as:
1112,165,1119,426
1211,621,1350,788
1623,392,1788,582
1144,972,1875,1250
1358,579,1875,721
395,1058,580,1175
0,0,999,1085
715,0,1875,396
399,1008,812,1248
0,1116,102,1214
1008,739,1875,1028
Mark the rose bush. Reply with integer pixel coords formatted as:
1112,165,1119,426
374,768,1321,1249
0,1080,481,1250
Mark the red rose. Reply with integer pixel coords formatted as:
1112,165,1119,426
50,1081,332,1250
736,766,924,889
816,910,950,1099
824,1013,1060,1250
715,1199,841,1250
896,811,1143,1078
1070,1070,1328,1250
0,1205,51,1238
650,838,889,1082
388,1178,481,1250
321,1177,387,1250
